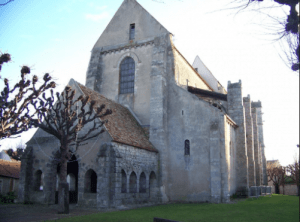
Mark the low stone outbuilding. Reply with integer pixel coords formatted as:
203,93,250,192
0,159,21,195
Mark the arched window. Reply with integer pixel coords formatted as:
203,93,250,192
121,170,127,193
120,57,135,94
149,171,157,198
34,170,43,191
139,172,146,193
84,169,97,193
67,173,76,191
129,172,137,193
185,140,190,155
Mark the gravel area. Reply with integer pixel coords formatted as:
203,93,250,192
0,204,102,222
0,199,247,222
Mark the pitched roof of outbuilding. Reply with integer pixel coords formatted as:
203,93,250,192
0,159,21,179
77,83,158,153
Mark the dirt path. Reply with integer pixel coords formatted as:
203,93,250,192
0,204,103,222
0,199,248,222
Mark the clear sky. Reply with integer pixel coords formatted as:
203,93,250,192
0,0,299,166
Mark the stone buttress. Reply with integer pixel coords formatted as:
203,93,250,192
251,107,262,187
227,80,249,196
243,95,256,187
252,101,267,185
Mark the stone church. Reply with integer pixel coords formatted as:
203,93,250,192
18,0,268,208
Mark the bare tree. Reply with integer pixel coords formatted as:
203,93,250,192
286,161,300,196
228,0,299,71
0,0,14,7
267,161,285,194
31,85,112,214
0,53,56,140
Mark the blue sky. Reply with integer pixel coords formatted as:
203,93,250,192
0,0,299,166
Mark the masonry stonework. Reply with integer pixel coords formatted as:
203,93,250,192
243,96,256,187
18,0,269,209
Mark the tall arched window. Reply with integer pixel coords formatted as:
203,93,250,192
120,57,135,94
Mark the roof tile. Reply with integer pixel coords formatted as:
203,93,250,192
78,83,158,153
0,159,21,179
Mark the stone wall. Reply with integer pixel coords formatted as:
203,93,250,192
166,82,230,203
91,0,169,50
86,42,154,125
271,184,298,195
172,48,211,91
268,180,298,195
96,142,159,208
0,177,19,195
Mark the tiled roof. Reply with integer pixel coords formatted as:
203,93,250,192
77,83,158,153
0,159,21,179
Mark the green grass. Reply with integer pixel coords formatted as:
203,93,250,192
49,194,299,222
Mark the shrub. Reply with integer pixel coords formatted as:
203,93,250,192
0,192,16,204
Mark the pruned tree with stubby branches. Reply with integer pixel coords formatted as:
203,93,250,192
0,53,56,141
5,140,26,161
31,85,112,214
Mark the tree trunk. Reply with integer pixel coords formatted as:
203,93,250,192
275,184,279,194
58,148,69,214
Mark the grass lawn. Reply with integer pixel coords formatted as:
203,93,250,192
49,194,299,222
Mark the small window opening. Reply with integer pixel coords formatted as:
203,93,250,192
195,68,198,72
184,140,190,155
130,24,135,40
34,170,43,191
182,110,184,115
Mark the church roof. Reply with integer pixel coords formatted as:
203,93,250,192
192,55,225,93
0,159,21,179
77,82,158,153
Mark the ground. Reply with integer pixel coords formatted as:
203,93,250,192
0,199,247,222
2,195,297,222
